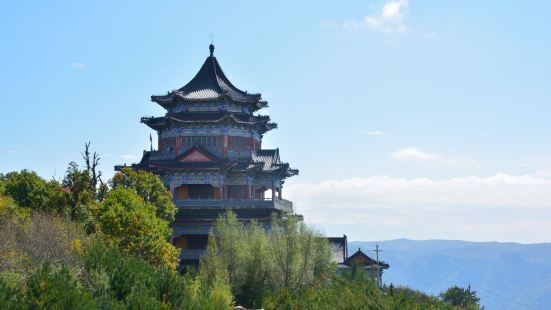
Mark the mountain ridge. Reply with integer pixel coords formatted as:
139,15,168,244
350,239,551,310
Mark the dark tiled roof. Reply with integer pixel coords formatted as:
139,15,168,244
141,112,276,133
253,149,280,171
343,249,389,269
123,148,297,178
171,112,270,123
151,46,262,106
253,149,298,177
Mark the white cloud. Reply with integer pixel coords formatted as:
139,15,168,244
6,150,15,155
391,148,475,166
119,154,137,160
286,173,551,243
70,62,87,69
392,148,440,161
323,0,409,33
362,130,385,137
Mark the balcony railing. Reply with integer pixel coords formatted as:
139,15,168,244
174,197,293,213
180,249,206,261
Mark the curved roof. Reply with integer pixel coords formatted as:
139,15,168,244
151,45,263,107
141,112,277,134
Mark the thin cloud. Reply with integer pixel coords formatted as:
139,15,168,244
70,62,87,69
392,148,441,161
322,0,409,33
362,130,385,137
6,150,15,155
391,148,474,165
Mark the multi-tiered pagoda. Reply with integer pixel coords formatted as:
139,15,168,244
118,44,298,265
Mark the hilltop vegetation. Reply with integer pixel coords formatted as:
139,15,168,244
0,145,482,309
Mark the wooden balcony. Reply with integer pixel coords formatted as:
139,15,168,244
173,197,293,213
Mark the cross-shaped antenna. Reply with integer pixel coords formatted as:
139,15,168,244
372,244,383,287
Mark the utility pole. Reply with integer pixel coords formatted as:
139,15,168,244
373,244,383,288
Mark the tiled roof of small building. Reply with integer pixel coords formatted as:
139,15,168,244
343,249,390,269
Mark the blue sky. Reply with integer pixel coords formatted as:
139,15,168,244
1,0,550,243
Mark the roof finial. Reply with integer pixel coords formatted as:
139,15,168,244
209,43,214,57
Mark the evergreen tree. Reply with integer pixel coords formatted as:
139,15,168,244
440,285,483,309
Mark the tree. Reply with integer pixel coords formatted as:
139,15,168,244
0,194,29,220
3,170,49,211
62,162,94,212
81,242,233,309
440,285,483,309
2,170,66,214
267,215,334,292
111,167,176,222
25,264,96,309
97,187,179,270
0,173,5,194
81,142,103,191
200,211,334,307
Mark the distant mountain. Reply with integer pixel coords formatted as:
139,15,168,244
350,239,551,310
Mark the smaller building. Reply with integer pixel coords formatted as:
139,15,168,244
340,249,390,286
328,237,390,285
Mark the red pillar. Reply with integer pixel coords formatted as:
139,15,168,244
223,135,228,158
175,136,181,155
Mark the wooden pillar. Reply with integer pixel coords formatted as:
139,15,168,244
223,134,228,158
169,183,176,199
175,136,181,155
219,175,225,200
247,176,253,199
219,186,224,200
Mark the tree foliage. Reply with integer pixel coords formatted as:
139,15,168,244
200,211,334,307
0,239,233,310
97,187,179,270
440,285,483,309
111,167,176,222
263,270,456,310
2,170,65,214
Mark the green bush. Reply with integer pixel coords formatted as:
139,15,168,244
25,264,96,309
81,242,232,309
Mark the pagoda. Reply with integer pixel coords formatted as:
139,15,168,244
117,44,298,265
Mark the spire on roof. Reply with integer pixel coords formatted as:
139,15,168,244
209,44,214,57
